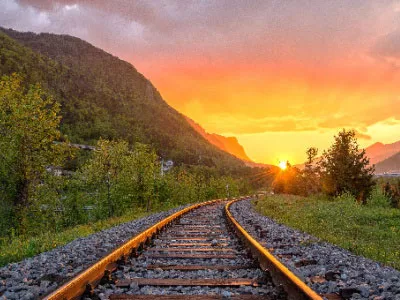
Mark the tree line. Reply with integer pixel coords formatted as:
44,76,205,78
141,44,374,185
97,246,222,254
272,129,377,205
0,74,244,239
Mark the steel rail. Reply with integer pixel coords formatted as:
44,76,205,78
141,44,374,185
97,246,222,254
43,198,223,300
225,198,323,300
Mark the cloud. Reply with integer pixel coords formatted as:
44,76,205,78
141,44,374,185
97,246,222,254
2,0,400,143
354,130,372,141
373,30,400,59
7,0,398,62
203,114,317,135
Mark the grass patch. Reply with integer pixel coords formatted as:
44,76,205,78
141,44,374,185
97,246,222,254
0,202,181,267
253,190,400,270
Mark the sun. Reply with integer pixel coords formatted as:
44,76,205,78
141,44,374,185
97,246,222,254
279,161,287,170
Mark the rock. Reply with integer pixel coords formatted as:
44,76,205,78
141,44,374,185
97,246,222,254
229,200,400,300
222,290,231,297
357,285,370,298
325,270,340,281
2,291,17,300
21,291,35,300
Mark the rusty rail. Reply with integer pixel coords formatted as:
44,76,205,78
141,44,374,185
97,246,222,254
43,199,222,300
225,198,323,300
44,196,323,299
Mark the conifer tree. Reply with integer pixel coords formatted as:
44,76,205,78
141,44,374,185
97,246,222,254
319,129,375,204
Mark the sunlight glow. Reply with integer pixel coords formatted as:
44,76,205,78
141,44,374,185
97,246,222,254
279,161,287,170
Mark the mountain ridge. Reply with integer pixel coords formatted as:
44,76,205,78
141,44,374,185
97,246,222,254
0,27,247,172
184,116,252,161
375,151,400,174
365,140,400,165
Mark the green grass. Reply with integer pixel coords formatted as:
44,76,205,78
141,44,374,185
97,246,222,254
253,189,400,270
0,203,181,267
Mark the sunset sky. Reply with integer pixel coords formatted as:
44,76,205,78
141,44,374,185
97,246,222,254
1,0,400,164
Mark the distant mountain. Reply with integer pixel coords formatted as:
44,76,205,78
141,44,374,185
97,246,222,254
185,117,278,170
295,140,400,171
374,152,400,174
365,141,400,165
185,117,251,161
0,27,246,171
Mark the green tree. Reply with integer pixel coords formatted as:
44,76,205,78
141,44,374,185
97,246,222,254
80,139,131,217
319,129,375,204
129,143,158,211
302,147,321,196
0,74,68,234
80,140,158,217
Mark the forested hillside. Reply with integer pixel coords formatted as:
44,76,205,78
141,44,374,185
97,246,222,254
0,28,245,172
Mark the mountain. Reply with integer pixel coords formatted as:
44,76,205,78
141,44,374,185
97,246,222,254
185,117,251,161
374,152,400,174
0,27,246,172
185,117,279,170
365,141,400,165
296,139,400,170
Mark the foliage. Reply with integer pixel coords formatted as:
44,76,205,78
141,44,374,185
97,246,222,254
272,163,304,195
254,191,400,270
302,147,321,195
79,140,158,217
0,73,70,235
382,180,400,209
0,29,264,264
272,148,321,196
0,207,152,267
319,129,375,204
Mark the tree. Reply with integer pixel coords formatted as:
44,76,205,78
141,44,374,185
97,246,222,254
80,140,158,217
305,147,318,167
272,162,303,195
130,143,158,211
0,74,68,234
80,139,131,217
302,147,321,196
319,129,375,204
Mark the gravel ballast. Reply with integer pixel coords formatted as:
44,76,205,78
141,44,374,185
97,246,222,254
0,205,190,300
93,202,284,299
2,198,399,300
230,199,400,300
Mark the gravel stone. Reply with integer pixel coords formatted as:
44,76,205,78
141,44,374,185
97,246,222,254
0,205,191,299
93,202,284,298
230,198,400,300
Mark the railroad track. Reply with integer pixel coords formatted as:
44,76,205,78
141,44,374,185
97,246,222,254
44,198,322,300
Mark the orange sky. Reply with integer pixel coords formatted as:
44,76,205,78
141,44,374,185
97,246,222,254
137,56,400,164
3,0,400,164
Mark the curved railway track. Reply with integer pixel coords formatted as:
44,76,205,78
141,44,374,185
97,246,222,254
43,198,322,300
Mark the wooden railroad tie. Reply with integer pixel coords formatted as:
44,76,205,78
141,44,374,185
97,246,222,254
146,264,257,271
116,278,262,288
158,237,229,241
110,295,271,299
153,243,230,247
143,253,238,259
145,247,237,253
167,229,224,233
